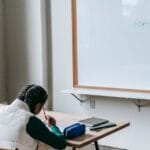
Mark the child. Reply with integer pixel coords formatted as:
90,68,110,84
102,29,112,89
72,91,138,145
0,84,66,150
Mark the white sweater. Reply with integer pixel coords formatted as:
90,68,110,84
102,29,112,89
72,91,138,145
0,99,38,150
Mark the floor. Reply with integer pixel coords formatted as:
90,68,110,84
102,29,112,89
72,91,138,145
39,142,127,150
69,145,127,150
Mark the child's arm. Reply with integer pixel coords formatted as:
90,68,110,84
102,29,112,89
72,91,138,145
46,115,63,137
26,116,66,149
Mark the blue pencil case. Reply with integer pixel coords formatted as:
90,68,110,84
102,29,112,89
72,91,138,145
63,123,85,139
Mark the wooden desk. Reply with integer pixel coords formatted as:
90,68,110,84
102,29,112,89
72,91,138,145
0,104,129,150
42,111,130,150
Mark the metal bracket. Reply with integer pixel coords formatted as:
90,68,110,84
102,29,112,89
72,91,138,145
133,99,150,112
71,94,150,111
90,96,95,109
71,93,85,103
71,93,95,109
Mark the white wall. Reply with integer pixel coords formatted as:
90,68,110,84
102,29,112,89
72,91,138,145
51,0,150,149
4,0,45,101
0,0,6,101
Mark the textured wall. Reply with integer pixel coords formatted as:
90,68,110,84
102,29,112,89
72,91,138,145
0,0,6,101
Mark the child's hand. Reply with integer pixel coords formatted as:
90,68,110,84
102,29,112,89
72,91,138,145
46,115,56,127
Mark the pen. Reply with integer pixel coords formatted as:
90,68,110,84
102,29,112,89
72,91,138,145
43,108,48,120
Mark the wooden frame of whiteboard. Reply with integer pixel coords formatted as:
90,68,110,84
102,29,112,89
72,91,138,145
71,0,150,94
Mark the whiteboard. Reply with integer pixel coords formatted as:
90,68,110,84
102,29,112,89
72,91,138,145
72,0,150,92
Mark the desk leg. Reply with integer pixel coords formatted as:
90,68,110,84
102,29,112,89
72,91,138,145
72,147,76,150
94,141,100,150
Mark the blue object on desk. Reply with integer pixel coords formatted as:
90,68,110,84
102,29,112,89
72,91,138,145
63,123,85,139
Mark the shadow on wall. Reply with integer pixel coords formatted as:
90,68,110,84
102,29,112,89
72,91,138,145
4,0,37,102
0,0,6,102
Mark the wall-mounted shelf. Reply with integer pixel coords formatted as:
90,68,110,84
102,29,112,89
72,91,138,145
62,88,150,111
62,88,150,100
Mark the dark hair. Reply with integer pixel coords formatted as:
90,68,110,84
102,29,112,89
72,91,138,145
17,84,48,113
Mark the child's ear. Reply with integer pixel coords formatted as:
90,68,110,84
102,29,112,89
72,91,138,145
34,103,43,114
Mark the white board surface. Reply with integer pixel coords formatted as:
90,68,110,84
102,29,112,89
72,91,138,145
75,0,150,91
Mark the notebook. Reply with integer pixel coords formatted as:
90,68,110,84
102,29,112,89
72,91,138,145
78,117,109,127
90,122,116,130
